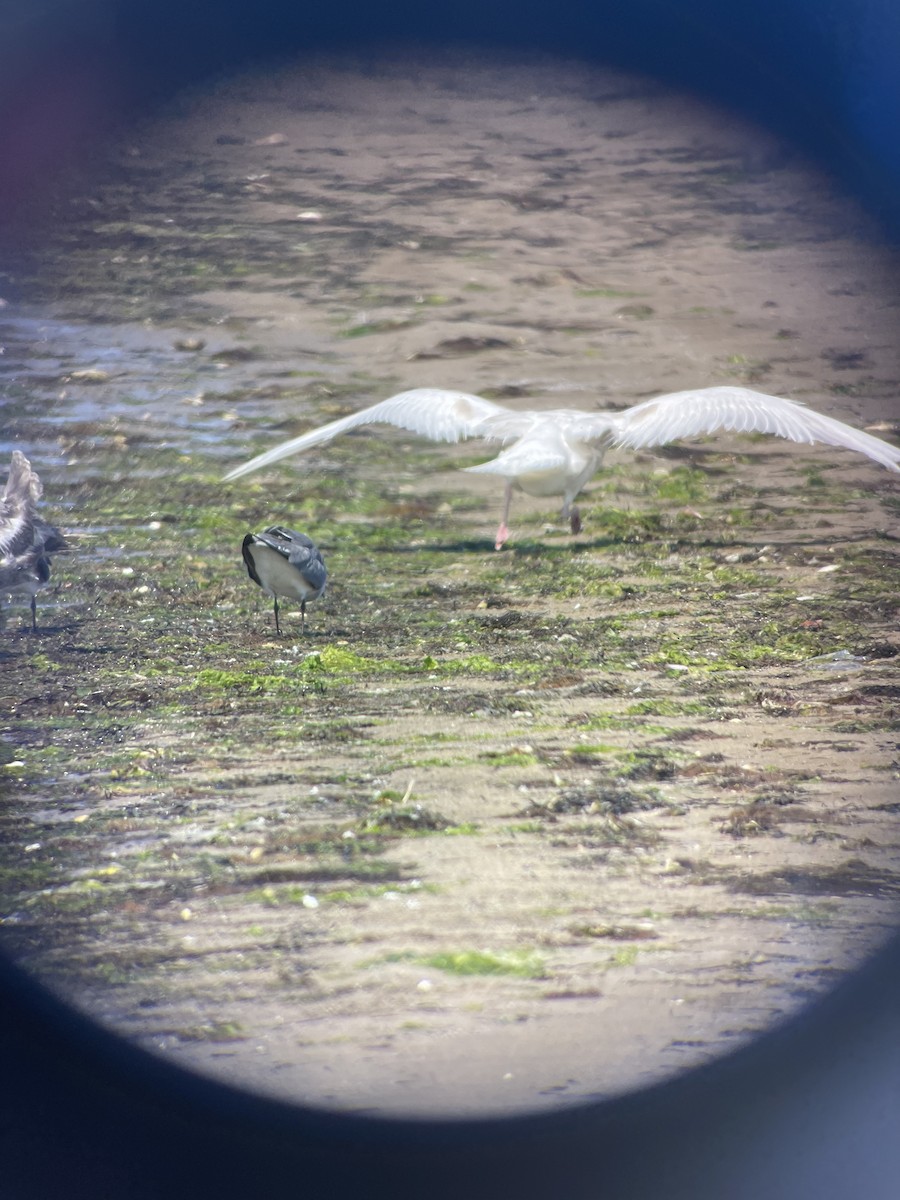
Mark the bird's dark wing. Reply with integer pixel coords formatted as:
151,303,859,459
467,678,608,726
290,544,327,590
263,525,315,548
247,531,291,560
241,533,264,586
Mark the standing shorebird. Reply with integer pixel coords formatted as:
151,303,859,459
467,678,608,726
242,525,327,635
223,386,900,549
0,552,53,631
1,451,67,631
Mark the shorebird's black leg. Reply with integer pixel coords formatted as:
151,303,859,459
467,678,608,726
273,596,282,636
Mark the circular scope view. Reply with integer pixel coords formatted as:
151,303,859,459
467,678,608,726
1,49,899,1116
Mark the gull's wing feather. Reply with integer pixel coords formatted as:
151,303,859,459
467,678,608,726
610,386,900,470
223,389,509,481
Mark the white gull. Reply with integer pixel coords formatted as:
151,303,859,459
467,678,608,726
223,386,900,549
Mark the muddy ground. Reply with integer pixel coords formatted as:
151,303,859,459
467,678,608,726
1,49,899,1118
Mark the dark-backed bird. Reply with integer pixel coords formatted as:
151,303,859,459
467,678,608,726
222,386,900,549
242,525,327,635
1,451,67,631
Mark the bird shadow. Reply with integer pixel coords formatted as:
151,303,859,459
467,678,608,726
355,526,892,559
366,534,664,557
1,615,85,642
370,535,633,556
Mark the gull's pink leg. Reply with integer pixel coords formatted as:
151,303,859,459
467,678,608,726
494,481,513,550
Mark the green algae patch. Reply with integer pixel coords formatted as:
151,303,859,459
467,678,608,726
422,949,547,979
189,646,412,697
192,668,310,695
439,653,506,674
301,645,374,674
481,748,540,767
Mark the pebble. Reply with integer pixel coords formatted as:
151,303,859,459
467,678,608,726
68,368,110,384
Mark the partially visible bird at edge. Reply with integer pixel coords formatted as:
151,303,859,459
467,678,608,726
223,386,900,549
0,450,67,631
242,525,327,635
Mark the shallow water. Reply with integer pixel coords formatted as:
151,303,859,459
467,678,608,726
1,48,899,1117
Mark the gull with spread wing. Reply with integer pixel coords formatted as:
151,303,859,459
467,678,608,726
223,386,900,549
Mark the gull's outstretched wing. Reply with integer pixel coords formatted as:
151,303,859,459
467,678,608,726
609,386,900,471
223,388,509,481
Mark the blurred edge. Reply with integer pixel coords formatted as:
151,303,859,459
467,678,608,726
0,1,899,1197
1,924,899,1199
0,0,899,234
